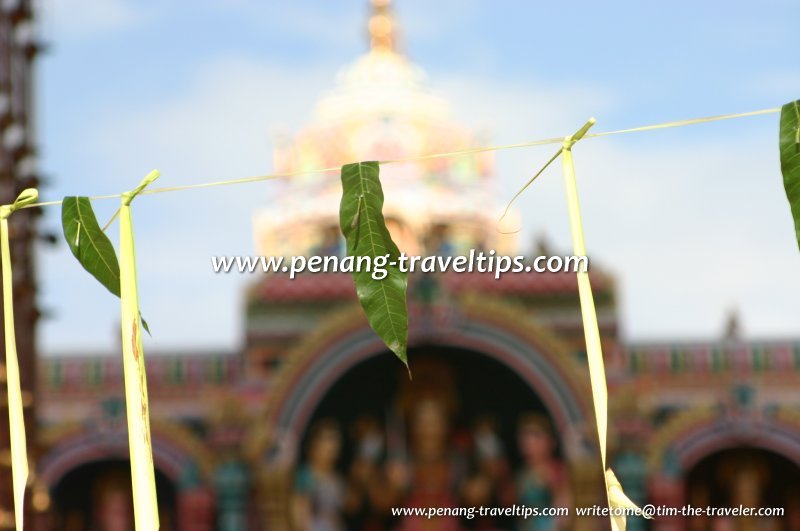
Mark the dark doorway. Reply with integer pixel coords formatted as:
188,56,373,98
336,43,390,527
51,459,177,531
686,448,800,530
290,345,570,531
300,345,556,467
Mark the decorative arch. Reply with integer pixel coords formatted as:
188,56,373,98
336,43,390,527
676,417,800,471
649,408,800,475
38,420,214,489
263,295,593,461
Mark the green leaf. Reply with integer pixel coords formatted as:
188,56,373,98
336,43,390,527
781,100,800,252
62,197,153,336
339,162,409,367
62,196,121,297
140,315,151,336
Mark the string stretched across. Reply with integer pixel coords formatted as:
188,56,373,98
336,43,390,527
20,106,779,210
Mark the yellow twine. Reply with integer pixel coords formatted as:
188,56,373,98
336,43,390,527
19,106,779,210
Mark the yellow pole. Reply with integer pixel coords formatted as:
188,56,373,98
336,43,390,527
0,189,38,530
561,122,646,530
120,171,160,530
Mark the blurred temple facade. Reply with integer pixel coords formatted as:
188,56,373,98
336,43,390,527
20,1,800,530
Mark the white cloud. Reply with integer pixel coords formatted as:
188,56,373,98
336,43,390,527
39,55,340,354
429,73,800,340
576,137,799,340
438,74,616,144
38,48,800,355
39,0,147,41
498,133,798,340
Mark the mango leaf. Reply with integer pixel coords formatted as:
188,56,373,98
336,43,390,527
62,196,151,335
780,100,800,251
62,196,121,297
339,162,409,368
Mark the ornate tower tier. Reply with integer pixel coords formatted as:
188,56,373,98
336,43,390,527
254,0,516,258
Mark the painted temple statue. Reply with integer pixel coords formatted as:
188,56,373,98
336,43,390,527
28,1,800,530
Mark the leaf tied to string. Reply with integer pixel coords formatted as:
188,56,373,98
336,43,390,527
62,196,121,297
779,100,800,251
1,187,39,531
339,162,410,372
62,195,150,334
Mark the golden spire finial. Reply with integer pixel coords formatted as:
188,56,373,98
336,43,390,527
368,0,396,52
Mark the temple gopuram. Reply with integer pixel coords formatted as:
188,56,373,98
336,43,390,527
31,1,800,530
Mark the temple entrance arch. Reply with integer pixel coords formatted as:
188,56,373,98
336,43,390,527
648,411,800,530
264,301,593,460
259,299,602,529
50,459,177,531
685,448,800,529
38,424,215,531
301,345,561,467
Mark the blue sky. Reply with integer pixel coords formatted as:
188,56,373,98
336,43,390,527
36,0,800,354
